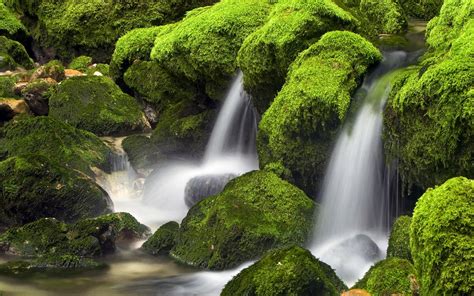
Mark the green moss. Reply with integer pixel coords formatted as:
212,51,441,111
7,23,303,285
49,76,148,136
32,60,65,81
353,258,417,296
0,116,111,174
0,36,33,70
122,135,159,171
359,0,407,34
5,0,218,62
0,75,18,97
68,56,92,72
398,0,443,19
171,170,315,270
410,177,473,295
0,154,112,229
237,0,357,113
150,0,272,102
141,221,179,256
86,63,109,76
387,215,412,261
258,31,381,196
0,0,26,38
222,246,346,295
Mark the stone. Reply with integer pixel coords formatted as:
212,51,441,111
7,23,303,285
184,173,237,208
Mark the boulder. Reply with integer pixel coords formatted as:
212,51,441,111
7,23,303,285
141,221,179,256
122,135,159,172
68,56,92,72
0,36,33,71
21,78,57,115
331,234,381,262
0,98,30,122
184,173,236,207
30,60,65,82
0,76,18,97
64,69,84,78
222,246,347,296
170,170,315,270
387,215,412,261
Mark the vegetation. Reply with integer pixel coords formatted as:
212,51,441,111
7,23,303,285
68,56,92,72
0,36,33,70
258,31,381,196
0,0,26,38
359,0,407,34
141,221,179,256
170,170,315,270
410,177,473,295
387,215,412,261
222,246,347,296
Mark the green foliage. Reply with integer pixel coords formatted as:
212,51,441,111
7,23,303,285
150,0,272,102
0,75,18,97
398,0,443,19
410,177,474,295
122,135,159,171
387,215,412,261
258,31,381,196
237,0,357,113
141,221,179,256
0,154,112,229
0,116,111,174
68,56,92,72
170,170,315,270
0,212,150,258
359,0,407,34
353,258,417,296
0,0,26,37
222,246,346,296
49,76,148,136
4,0,218,62
0,36,33,70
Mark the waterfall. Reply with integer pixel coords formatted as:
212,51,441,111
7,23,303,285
310,51,413,285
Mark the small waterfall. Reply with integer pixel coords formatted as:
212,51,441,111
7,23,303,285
310,51,412,285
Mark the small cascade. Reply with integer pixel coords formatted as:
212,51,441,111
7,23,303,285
310,51,414,285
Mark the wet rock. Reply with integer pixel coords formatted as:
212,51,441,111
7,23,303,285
184,173,237,208
335,234,381,261
141,221,179,256
0,98,30,122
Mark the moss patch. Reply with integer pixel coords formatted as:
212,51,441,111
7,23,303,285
171,170,315,270
122,135,159,171
359,0,407,34
387,215,412,261
410,177,473,295
141,221,179,256
68,56,92,72
258,31,381,196
222,246,346,296
0,36,33,70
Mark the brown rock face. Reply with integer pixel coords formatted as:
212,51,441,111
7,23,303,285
65,69,85,78
341,289,371,296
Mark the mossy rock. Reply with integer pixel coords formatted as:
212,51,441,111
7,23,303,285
85,63,109,77
222,246,347,296
0,0,27,39
150,101,216,160
5,0,218,62
68,56,92,72
387,215,412,261
353,258,417,296
122,134,159,172
0,116,111,174
258,31,381,197
383,3,473,191
0,75,18,97
0,154,112,229
141,221,179,256
49,76,149,136
21,78,57,116
0,36,33,71
237,0,358,113
0,213,150,258
0,255,106,276
398,0,443,19
30,60,65,82
170,170,315,270
359,0,407,34
150,0,272,103
410,177,473,295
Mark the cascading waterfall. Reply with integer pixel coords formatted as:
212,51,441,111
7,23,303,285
310,51,414,285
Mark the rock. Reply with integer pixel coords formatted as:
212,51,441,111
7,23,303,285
141,221,179,256
334,234,381,261
122,135,159,172
0,98,30,122
0,213,150,258
359,0,407,34
49,76,149,136
353,258,417,296
170,170,315,270
341,289,371,296
387,215,412,261
30,60,65,82
143,104,158,127
0,155,113,229
0,36,34,71
410,177,473,295
13,81,28,95
184,173,237,207
222,246,347,296
64,69,84,78
68,56,92,72
0,76,18,97
21,78,57,115
258,31,381,197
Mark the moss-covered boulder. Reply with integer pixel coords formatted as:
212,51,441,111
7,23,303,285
149,0,271,103
141,221,179,256
359,0,407,34
0,98,30,123
170,170,315,270
5,0,217,62
237,0,357,113
0,155,112,229
30,60,65,82
353,258,417,296
410,177,473,295
387,215,412,261
0,213,150,258
0,0,27,39
258,31,381,196
122,135,159,172
0,116,111,174
21,78,57,115
0,75,18,97
49,76,149,136
398,0,443,19
383,0,473,191
68,56,92,72
0,36,33,71
222,246,347,296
